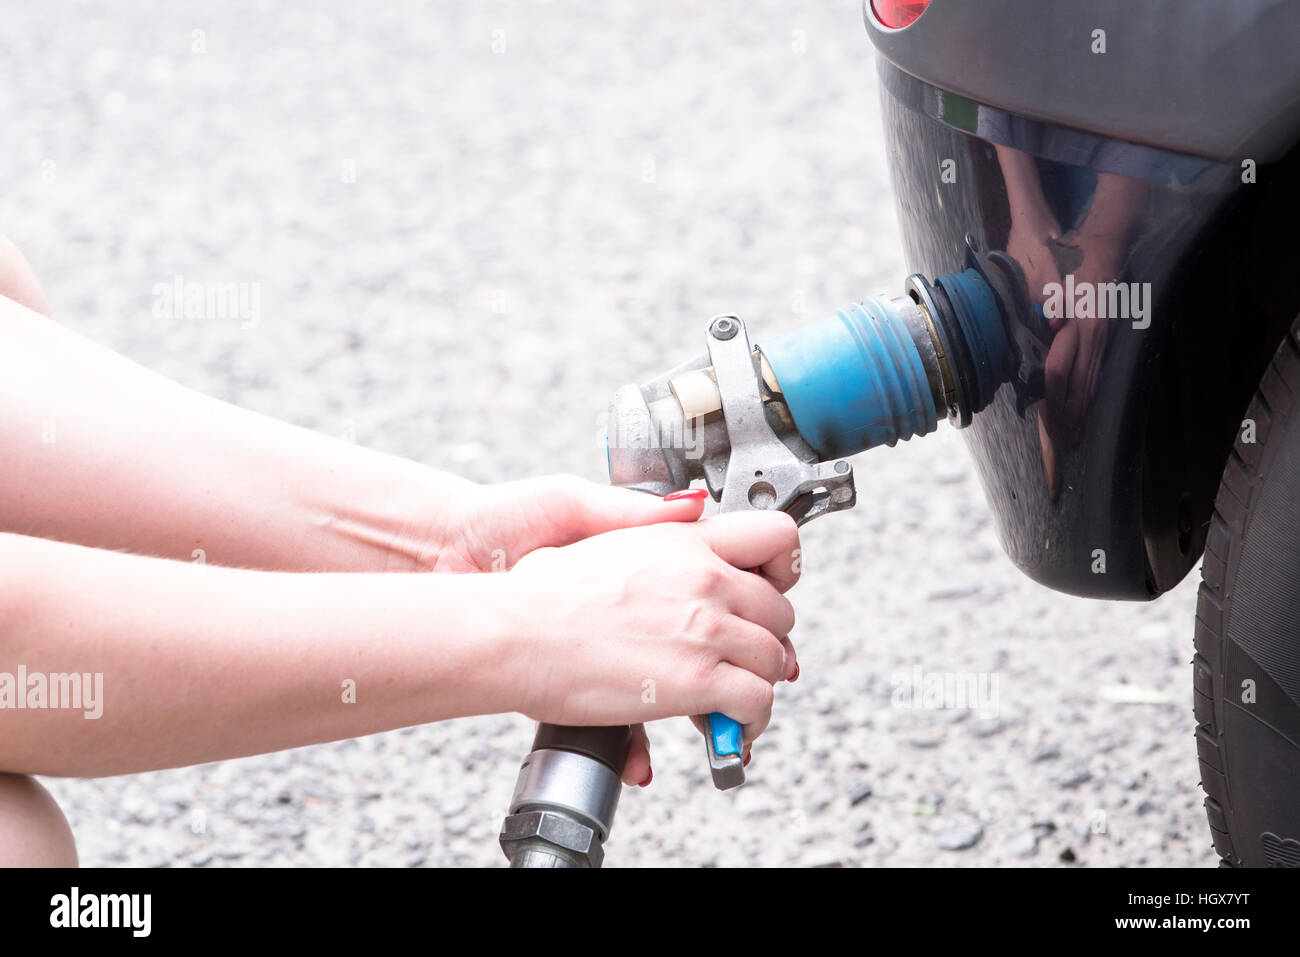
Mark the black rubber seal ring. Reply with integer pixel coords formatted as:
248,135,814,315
530,724,632,772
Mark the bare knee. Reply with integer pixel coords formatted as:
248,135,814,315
0,773,77,866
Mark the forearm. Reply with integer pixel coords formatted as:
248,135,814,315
994,144,1053,227
1076,172,1147,244
0,293,471,572
0,532,521,777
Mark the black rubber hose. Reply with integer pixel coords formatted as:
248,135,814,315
530,723,632,773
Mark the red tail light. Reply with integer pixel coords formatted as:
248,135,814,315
871,0,931,30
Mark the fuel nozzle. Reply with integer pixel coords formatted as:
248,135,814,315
502,239,1038,868
606,238,1031,501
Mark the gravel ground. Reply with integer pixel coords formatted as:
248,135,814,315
6,1,1213,867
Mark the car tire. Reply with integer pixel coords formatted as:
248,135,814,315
1196,315,1300,867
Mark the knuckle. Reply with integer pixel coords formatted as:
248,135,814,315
740,676,775,718
681,597,722,641
763,637,786,682
536,473,577,498
740,626,783,683
761,508,799,537
695,561,730,598
728,620,783,681
534,474,586,526
779,595,796,633
683,650,721,702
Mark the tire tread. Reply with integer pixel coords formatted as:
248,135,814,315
1194,316,1300,867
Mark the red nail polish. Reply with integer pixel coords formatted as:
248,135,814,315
639,769,653,787
743,751,752,767
790,662,800,682
663,488,707,502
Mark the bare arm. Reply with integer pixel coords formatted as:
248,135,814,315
0,514,798,779
0,245,799,784
0,289,727,576
0,531,514,777
0,292,471,573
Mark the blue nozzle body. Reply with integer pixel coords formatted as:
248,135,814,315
758,265,1012,461
758,295,939,458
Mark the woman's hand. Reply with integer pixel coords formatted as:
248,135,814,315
430,474,714,572
498,510,801,785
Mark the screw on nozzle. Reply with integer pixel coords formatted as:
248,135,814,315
710,316,739,341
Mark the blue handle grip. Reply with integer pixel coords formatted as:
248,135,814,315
708,712,743,758
703,711,745,790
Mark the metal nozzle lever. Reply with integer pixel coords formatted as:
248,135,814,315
700,314,856,789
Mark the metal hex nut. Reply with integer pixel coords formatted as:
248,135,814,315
499,810,604,868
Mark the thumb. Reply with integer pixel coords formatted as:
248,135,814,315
514,475,707,552
558,481,708,541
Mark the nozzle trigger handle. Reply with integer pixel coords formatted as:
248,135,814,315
703,712,745,790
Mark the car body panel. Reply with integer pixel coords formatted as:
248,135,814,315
876,59,1300,599
866,0,1300,163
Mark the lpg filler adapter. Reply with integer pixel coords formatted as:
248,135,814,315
498,241,1043,867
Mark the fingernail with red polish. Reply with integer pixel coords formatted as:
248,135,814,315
639,769,653,787
663,488,707,502
743,751,752,767
790,662,800,682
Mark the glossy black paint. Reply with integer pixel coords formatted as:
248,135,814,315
865,0,1300,164
878,60,1300,600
